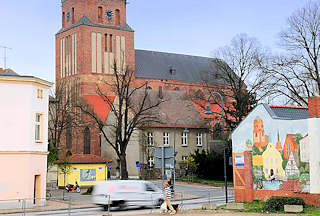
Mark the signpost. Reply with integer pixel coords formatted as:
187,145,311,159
155,146,174,186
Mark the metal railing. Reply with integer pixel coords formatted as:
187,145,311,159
0,189,234,215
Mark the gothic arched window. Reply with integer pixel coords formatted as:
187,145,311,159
115,9,120,26
84,127,91,154
66,116,72,149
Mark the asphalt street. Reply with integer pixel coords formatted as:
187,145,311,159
2,182,234,216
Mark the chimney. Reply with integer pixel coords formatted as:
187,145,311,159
159,86,163,99
308,97,320,117
169,66,176,75
0,68,3,72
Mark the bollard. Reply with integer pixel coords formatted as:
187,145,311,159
108,195,111,216
68,196,71,216
22,199,26,216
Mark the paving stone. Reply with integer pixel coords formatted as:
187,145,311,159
201,203,217,210
284,204,303,213
225,202,244,210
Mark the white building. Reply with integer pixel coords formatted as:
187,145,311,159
0,69,52,209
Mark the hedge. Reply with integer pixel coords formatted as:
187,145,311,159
263,196,305,212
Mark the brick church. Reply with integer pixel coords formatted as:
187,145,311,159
56,0,229,177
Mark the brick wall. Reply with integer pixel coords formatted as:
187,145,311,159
308,97,320,117
234,149,320,206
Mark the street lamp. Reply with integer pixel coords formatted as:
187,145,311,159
173,118,189,192
204,92,228,203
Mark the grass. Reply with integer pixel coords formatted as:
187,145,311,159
299,205,320,215
218,200,320,215
176,177,233,184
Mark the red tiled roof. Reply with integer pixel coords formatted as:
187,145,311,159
192,99,221,119
192,99,238,121
58,154,112,164
83,94,115,122
269,105,308,109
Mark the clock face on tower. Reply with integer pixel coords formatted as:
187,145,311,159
105,10,114,20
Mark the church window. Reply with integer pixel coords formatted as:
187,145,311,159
84,127,91,154
105,34,108,52
109,34,113,52
115,9,120,26
98,7,103,23
66,116,72,149
72,7,75,24
62,12,66,27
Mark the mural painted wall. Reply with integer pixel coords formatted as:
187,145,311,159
232,105,309,192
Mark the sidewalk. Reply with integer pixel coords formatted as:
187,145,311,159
135,210,300,216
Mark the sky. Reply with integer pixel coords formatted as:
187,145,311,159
0,0,309,83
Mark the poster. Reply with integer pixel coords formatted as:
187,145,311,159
80,169,96,181
235,154,244,167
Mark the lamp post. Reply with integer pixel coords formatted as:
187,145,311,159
173,118,189,192
204,92,228,203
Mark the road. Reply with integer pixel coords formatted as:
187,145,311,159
3,182,234,216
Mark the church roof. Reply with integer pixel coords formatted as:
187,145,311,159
135,49,226,85
83,94,115,123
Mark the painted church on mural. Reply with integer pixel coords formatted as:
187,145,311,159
54,0,231,184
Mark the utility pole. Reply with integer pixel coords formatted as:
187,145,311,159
0,45,12,69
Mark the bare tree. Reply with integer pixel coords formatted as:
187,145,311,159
48,79,81,149
265,1,320,106
204,34,270,131
79,63,163,179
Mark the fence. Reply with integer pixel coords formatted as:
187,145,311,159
0,188,234,215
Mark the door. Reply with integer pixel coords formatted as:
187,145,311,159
34,175,41,204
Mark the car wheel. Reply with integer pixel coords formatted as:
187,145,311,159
118,201,127,210
76,188,80,193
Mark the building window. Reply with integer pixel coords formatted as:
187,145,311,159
181,132,188,146
62,12,66,27
109,34,113,52
84,127,91,154
104,34,108,52
66,116,72,149
148,156,155,168
72,7,75,24
115,9,120,26
35,113,42,142
147,132,154,146
163,132,169,146
37,89,43,99
182,156,188,161
98,6,103,23
196,133,202,146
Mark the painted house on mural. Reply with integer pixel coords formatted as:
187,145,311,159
0,69,52,209
231,98,320,206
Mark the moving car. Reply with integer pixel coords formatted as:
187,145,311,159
92,180,164,210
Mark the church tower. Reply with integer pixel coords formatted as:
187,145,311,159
56,0,135,84
55,0,135,156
